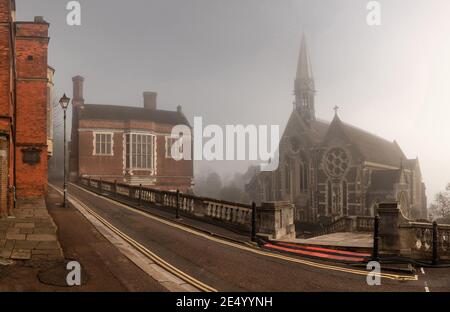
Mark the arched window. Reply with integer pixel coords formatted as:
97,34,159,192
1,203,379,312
399,192,409,217
327,180,332,215
300,162,308,192
342,180,348,216
276,171,282,200
285,160,291,194
265,176,272,201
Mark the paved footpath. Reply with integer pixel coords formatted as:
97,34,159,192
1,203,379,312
0,197,63,261
0,188,165,291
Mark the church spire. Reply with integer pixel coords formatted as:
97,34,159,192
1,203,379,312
294,33,316,122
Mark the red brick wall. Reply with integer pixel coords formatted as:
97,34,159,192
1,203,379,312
0,1,49,210
78,130,124,177
77,118,193,191
0,0,13,120
14,20,49,197
0,0,13,214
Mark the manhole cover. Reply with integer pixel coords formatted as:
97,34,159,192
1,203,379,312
38,260,88,287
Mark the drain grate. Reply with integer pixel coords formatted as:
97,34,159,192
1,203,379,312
37,260,88,287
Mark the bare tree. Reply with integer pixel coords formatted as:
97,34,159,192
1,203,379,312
194,168,254,203
194,171,223,199
429,183,450,221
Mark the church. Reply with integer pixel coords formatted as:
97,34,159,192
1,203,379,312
246,35,428,225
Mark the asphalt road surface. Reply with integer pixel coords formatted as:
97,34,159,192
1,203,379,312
64,183,450,292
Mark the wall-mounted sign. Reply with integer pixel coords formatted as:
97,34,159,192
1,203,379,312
22,147,41,165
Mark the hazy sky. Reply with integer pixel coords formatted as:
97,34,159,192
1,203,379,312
17,0,450,199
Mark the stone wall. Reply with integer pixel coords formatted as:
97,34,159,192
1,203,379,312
378,202,450,261
256,201,296,240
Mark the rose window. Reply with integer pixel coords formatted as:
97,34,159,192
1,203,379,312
324,148,349,178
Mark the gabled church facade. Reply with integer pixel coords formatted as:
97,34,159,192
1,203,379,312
247,35,428,225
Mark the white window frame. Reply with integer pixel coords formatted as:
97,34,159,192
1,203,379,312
125,132,156,172
165,136,184,159
93,132,114,156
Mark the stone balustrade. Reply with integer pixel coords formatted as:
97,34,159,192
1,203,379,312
378,202,450,261
78,177,297,239
314,215,374,236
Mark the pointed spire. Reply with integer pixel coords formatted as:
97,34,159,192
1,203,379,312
294,32,316,122
296,33,314,83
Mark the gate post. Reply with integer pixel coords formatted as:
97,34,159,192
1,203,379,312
432,221,439,265
251,202,257,242
372,214,380,261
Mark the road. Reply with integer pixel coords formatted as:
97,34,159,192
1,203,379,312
57,182,450,292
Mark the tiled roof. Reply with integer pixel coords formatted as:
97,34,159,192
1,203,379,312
315,116,405,167
309,119,329,144
339,122,406,167
78,104,190,126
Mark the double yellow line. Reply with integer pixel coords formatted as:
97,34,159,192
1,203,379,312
67,183,418,284
50,184,217,292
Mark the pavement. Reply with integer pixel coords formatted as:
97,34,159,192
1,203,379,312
64,181,449,292
280,232,373,250
0,197,63,261
0,187,165,291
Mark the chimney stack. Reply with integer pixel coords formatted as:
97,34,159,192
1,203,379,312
11,1,16,21
143,92,157,110
72,75,85,107
34,16,45,23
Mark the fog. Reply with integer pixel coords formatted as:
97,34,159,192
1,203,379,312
18,0,450,199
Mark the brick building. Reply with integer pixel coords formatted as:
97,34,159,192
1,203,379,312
69,76,194,192
0,0,53,216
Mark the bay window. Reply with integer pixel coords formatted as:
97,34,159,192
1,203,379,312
125,133,156,171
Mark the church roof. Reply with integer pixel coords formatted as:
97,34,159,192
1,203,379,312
310,114,406,167
404,158,419,170
307,118,329,144
78,104,191,126
368,169,401,191
338,122,406,167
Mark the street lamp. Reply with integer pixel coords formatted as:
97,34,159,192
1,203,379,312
59,93,71,207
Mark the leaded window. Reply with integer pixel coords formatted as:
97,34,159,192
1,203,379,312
125,133,156,170
94,133,113,155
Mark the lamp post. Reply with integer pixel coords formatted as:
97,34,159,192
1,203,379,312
59,93,70,207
